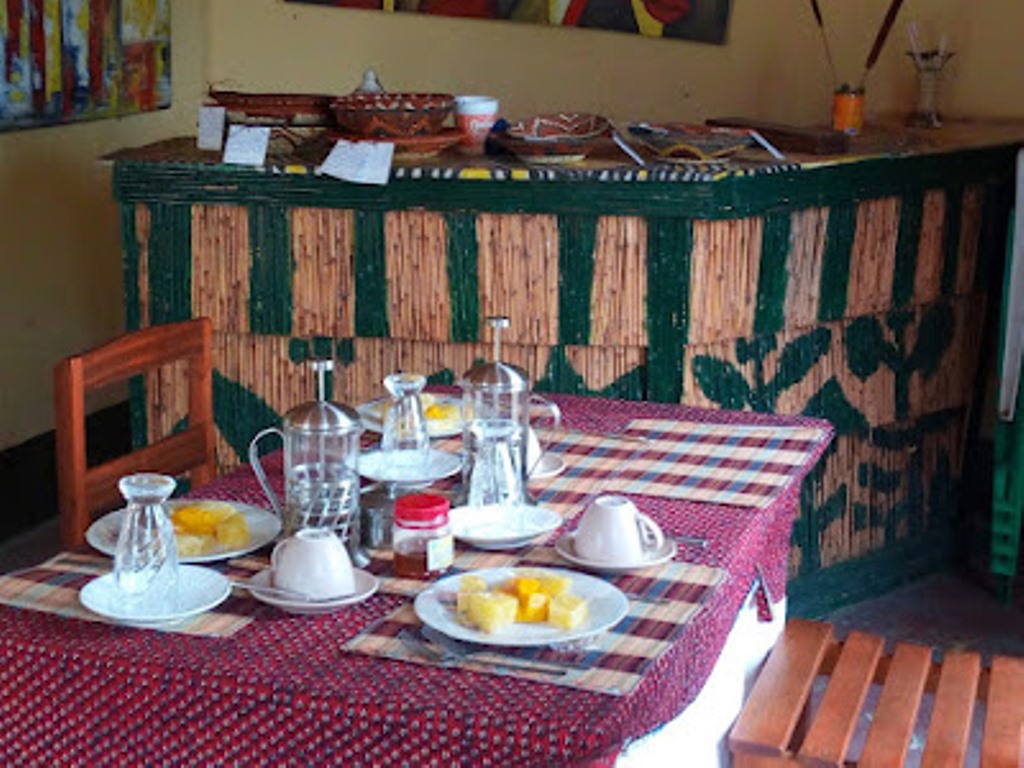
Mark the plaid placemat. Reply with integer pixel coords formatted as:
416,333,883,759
344,554,725,696
0,553,254,637
537,419,831,509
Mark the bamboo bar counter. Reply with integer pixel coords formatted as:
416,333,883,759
109,122,1023,610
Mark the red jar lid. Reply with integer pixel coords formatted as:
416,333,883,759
394,493,450,524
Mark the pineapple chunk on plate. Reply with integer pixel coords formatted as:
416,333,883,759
415,567,628,647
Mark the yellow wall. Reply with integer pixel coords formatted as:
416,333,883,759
2,0,1022,450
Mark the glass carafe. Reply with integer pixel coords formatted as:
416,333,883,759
249,359,363,541
113,473,179,597
460,317,560,510
380,372,431,470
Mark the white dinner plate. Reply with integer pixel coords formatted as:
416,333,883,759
244,569,379,615
414,567,628,647
357,394,463,438
358,448,462,485
529,453,566,480
449,504,563,550
554,532,678,575
86,500,281,563
79,565,231,627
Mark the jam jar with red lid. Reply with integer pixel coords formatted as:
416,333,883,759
392,493,453,579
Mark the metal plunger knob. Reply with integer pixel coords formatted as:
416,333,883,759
311,358,334,402
487,316,510,363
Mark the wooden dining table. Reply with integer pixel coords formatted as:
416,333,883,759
0,393,831,766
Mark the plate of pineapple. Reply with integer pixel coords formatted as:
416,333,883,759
356,394,462,438
414,567,628,647
86,499,281,563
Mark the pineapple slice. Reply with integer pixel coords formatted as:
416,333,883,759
175,533,210,558
516,591,549,623
464,591,518,634
171,501,247,554
215,514,250,549
537,573,572,598
549,593,589,630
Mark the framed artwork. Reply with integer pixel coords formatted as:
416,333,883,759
288,0,733,45
0,0,171,132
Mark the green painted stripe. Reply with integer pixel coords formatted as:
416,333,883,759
129,377,147,451
354,210,389,338
445,213,479,342
817,202,857,322
248,205,292,335
941,184,964,295
754,212,791,335
646,217,691,403
558,215,597,345
113,144,1019,221
892,190,924,307
148,204,193,324
120,204,142,332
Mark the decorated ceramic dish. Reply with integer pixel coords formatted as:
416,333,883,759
627,122,755,162
208,90,335,126
493,132,599,164
505,113,610,143
331,92,455,137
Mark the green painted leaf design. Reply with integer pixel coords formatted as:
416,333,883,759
845,315,886,379
213,371,282,464
802,377,868,435
691,356,751,410
908,303,955,378
771,327,832,393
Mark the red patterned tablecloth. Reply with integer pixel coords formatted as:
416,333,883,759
0,394,831,767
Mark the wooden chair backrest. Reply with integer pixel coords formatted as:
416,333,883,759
54,318,216,548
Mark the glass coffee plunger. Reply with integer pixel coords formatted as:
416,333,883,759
249,359,363,543
459,316,560,510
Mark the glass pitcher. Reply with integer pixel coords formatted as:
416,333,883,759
114,473,179,597
460,317,560,509
249,359,363,540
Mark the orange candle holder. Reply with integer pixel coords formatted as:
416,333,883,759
832,89,864,135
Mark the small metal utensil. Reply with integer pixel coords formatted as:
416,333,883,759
231,579,345,604
420,626,573,676
674,534,709,549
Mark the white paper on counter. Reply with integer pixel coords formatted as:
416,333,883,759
222,125,271,166
318,140,394,186
197,106,227,151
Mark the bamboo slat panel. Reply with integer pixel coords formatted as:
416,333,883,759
687,217,761,344
955,185,984,296
192,204,250,334
783,207,829,331
913,190,947,304
847,198,900,319
291,207,355,338
563,345,646,392
385,210,450,342
589,216,647,347
135,204,152,328
145,360,188,454
476,213,559,346
909,296,986,417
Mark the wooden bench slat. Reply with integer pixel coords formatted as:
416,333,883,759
982,655,1024,768
729,618,833,757
799,630,884,767
922,650,981,768
859,641,933,768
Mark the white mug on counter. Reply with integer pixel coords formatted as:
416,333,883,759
573,495,665,565
271,528,355,599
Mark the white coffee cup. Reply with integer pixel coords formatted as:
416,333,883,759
455,95,499,155
271,528,355,599
573,495,665,565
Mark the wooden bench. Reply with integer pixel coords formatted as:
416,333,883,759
728,618,1024,767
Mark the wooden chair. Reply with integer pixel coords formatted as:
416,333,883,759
729,618,1024,767
54,318,216,548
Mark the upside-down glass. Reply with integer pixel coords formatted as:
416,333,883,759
380,372,431,470
113,473,179,597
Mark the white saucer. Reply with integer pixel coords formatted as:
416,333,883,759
359,448,462,486
529,453,566,480
79,565,231,627
245,568,379,615
449,504,563,550
554,533,678,574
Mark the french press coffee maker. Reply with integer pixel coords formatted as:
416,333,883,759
249,359,363,545
459,317,560,509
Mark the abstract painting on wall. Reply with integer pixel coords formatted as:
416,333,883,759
1,0,170,132
287,0,732,45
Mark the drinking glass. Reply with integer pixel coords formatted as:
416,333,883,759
381,372,431,469
113,473,179,597
465,418,524,509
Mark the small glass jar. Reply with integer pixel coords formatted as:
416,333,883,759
392,493,453,579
